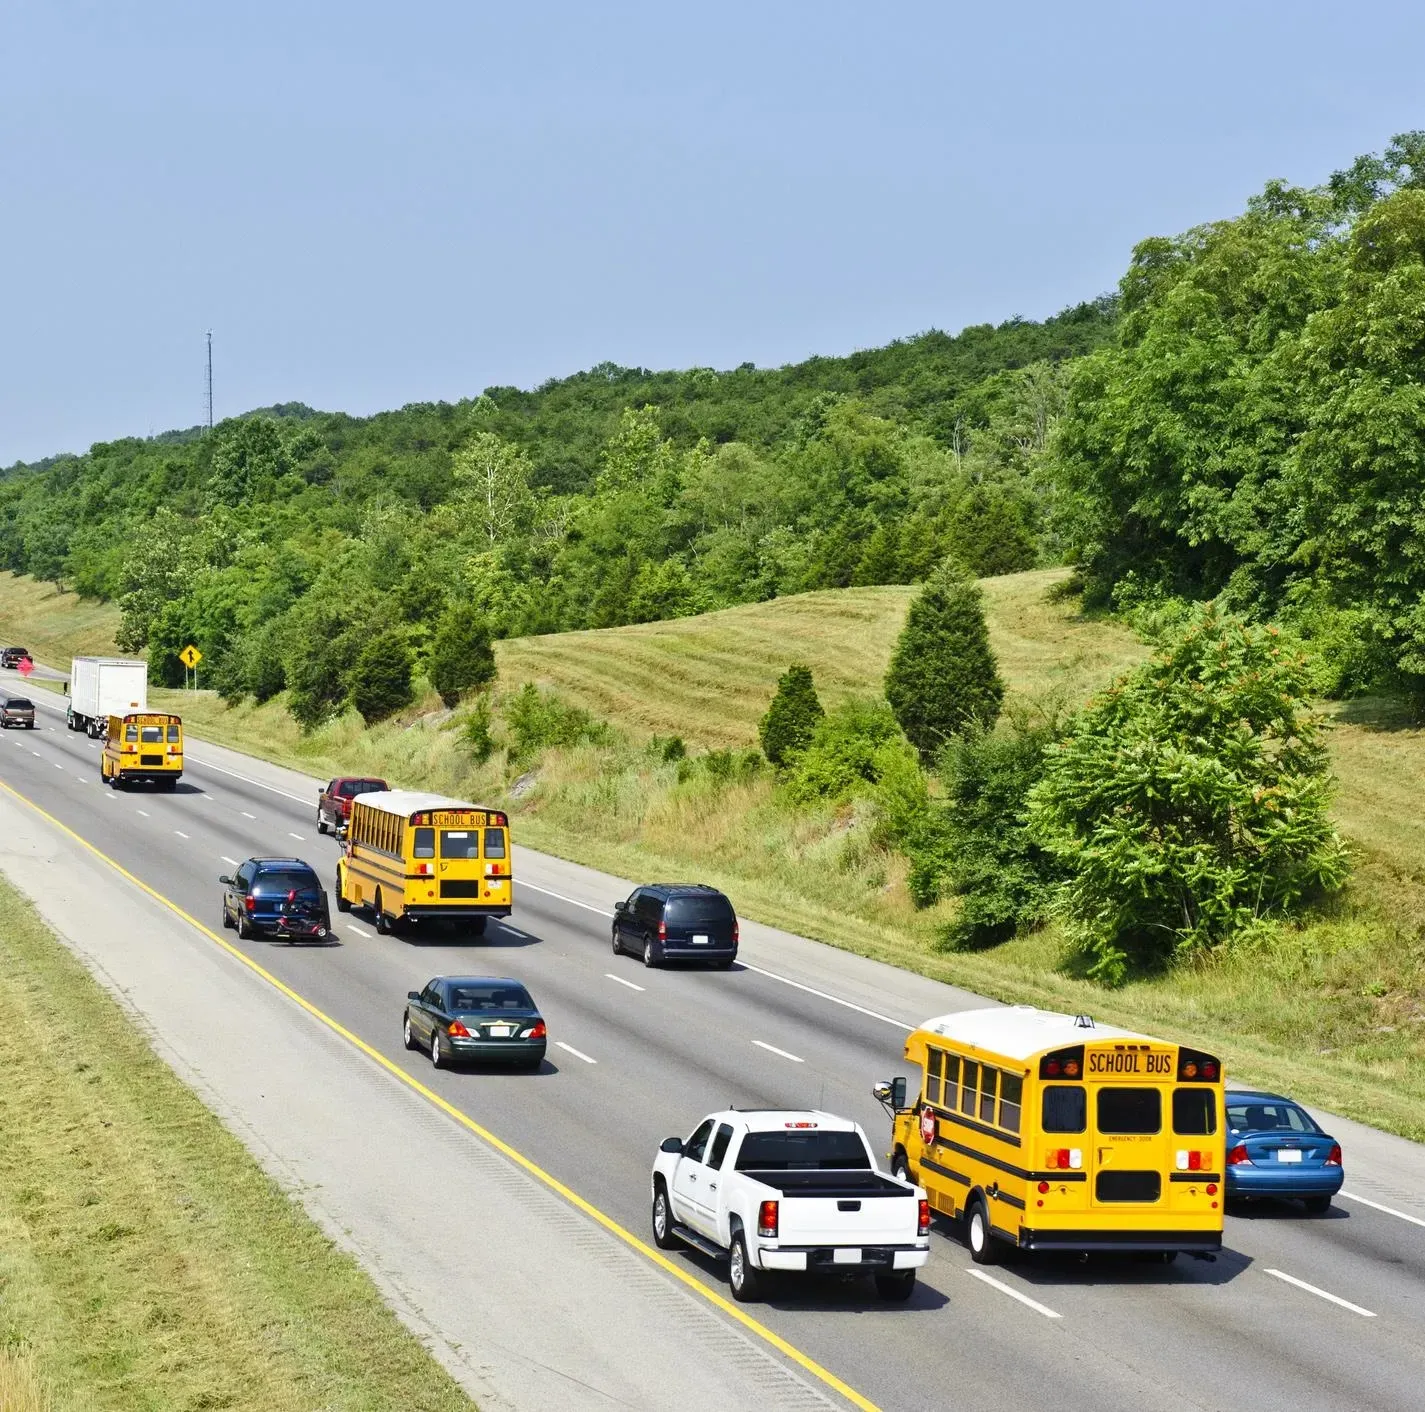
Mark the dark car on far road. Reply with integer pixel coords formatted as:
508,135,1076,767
611,884,738,969
0,696,36,729
404,976,547,1070
219,858,331,941
316,776,389,835
1,647,31,669
1224,1089,1344,1214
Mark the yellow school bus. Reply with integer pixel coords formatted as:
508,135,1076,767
100,712,184,790
335,790,512,936
879,1007,1224,1263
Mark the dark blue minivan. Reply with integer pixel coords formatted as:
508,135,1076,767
219,858,331,941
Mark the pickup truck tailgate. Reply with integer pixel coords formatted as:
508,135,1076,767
777,1193,918,1247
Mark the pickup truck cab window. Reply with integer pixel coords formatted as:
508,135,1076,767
684,1119,714,1164
708,1123,734,1170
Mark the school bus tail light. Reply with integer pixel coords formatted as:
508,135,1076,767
757,1200,779,1238
1176,1150,1213,1171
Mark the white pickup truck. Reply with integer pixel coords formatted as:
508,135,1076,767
650,1109,930,1302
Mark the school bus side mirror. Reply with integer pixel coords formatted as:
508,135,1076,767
873,1077,907,1111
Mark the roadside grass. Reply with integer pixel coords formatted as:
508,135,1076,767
0,573,121,665
3,568,1424,1140
0,873,475,1412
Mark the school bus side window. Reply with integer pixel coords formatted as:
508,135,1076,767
1043,1085,1086,1133
926,1048,944,1105
978,1067,999,1126
999,1073,1023,1133
413,827,435,859
960,1061,979,1116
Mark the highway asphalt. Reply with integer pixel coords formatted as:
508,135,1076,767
2,687,1423,1411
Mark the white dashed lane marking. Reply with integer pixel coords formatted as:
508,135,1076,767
1265,1269,1375,1318
221,856,239,867
605,973,646,992
555,1041,597,1065
1340,1191,1425,1229
965,1269,1062,1319
242,811,256,819
174,830,189,839
135,809,150,818
288,832,305,841
753,1040,804,1064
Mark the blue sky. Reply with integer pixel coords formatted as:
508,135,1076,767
2,1,1422,464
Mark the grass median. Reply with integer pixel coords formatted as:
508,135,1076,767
0,873,474,1412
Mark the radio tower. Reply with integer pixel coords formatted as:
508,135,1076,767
205,331,214,433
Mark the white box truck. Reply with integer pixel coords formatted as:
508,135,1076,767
67,657,148,737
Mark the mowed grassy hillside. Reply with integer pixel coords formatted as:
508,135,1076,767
497,568,1146,747
0,572,122,665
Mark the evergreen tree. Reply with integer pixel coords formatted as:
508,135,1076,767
349,629,414,725
885,564,1004,762
428,604,497,708
758,664,825,766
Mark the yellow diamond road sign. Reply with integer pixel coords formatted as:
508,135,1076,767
179,645,202,669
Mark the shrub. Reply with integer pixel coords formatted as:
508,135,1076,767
349,630,415,725
758,664,825,766
506,684,612,761
428,604,497,709
784,699,901,804
678,748,763,787
885,564,1004,763
929,721,1066,949
1028,603,1351,984
461,696,494,764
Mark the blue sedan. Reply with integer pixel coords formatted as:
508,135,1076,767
1224,1089,1343,1214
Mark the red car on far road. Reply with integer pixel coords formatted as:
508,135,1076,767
317,776,389,836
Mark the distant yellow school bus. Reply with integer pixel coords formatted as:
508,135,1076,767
880,1007,1224,1263
100,712,183,790
335,790,512,936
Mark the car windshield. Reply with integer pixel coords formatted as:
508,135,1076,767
255,871,321,895
734,1130,870,1171
665,895,734,926
1226,1099,1320,1135
448,984,534,1012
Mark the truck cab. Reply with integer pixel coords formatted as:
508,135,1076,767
101,713,184,790
650,1109,929,1303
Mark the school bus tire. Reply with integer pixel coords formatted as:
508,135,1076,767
334,871,351,913
891,1148,911,1185
469,917,487,937
966,1194,998,1266
374,893,393,935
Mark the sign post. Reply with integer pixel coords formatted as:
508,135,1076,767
179,644,202,691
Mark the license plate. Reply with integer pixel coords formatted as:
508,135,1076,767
692,934,710,945
487,1025,512,1037
1276,1149,1303,1163
832,1248,862,1265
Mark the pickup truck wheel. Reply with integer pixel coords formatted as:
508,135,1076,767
316,813,328,836
966,1196,997,1266
651,1184,678,1249
875,1271,916,1302
728,1233,761,1302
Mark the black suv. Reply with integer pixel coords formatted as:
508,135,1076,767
611,884,738,969
219,858,331,941
1,647,31,669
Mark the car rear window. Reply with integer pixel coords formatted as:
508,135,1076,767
255,870,321,894
665,895,734,926
449,984,533,1012
1226,1100,1319,1134
734,1130,870,1171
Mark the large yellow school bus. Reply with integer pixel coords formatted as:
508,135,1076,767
335,790,512,936
879,1007,1224,1263
100,712,184,789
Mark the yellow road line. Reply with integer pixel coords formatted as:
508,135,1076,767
0,777,880,1412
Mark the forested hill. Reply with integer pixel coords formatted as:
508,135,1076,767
0,302,1112,712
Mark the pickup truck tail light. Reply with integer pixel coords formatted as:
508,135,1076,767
757,1200,779,1238
918,1199,930,1236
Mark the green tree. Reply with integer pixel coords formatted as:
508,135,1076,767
428,604,497,708
451,432,536,546
1028,604,1350,984
885,565,1004,762
758,664,825,767
349,629,414,725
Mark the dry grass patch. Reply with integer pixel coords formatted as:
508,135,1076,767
0,874,474,1412
0,573,121,667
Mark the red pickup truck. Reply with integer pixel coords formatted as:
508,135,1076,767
316,776,389,836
